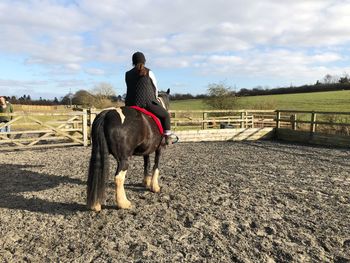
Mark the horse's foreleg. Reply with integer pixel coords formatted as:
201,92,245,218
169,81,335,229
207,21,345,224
115,160,132,209
151,148,161,193
143,155,152,189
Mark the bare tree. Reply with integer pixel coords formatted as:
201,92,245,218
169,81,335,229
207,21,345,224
204,83,237,109
339,72,350,84
91,82,116,99
323,74,339,84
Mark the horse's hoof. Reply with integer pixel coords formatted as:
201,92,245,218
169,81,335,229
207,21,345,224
90,203,101,212
151,185,161,193
143,176,152,189
117,200,132,209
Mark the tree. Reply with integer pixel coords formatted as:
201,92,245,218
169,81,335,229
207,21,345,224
204,83,237,109
72,90,96,107
323,74,332,84
10,96,17,103
339,73,350,84
91,82,116,99
323,74,339,84
61,93,72,105
89,82,118,108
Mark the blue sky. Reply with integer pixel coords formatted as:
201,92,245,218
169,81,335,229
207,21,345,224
1,0,350,99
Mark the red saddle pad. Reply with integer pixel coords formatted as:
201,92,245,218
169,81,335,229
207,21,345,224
130,106,164,134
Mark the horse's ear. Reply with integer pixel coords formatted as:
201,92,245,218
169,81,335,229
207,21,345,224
166,88,170,94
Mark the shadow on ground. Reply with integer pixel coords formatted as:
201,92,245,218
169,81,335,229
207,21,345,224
0,163,87,214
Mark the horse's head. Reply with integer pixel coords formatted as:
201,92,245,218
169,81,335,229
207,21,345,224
157,89,170,111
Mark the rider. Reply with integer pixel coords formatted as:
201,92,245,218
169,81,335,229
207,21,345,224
125,51,175,144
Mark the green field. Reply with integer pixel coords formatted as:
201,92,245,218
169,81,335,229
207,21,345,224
170,90,350,112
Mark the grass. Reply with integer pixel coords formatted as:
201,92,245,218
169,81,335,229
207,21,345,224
170,90,350,112
170,99,209,111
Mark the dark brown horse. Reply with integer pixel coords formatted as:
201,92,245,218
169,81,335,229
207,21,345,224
87,90,170,211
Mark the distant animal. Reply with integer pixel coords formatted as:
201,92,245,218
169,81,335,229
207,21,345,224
87,89,171,211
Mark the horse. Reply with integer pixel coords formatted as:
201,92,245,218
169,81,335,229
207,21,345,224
87,89,171,211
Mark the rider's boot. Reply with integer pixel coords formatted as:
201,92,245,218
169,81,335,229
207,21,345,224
164,130,178,145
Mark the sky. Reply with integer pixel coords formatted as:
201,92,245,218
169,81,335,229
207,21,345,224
1,0,350,99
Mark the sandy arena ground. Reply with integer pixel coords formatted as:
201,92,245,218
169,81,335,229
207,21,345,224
0,141,349,262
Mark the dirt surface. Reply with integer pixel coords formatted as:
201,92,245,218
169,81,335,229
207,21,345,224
0,141,349,262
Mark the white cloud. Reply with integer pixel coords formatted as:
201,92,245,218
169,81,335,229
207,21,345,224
207,55,243,65
310,53,343,63
53,79,90,88
84,68,106,76
194,48,349,86
154,56,190,68
0,78,48,88
1,0,350,95
0,79,49,98
65,63,81,71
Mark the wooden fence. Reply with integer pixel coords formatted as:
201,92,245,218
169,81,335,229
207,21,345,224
84,108,350,146
275,110,350,147
0,110,88,150
87,109,281,142
13,104,70,112
1,108,350,149
171,110,277,130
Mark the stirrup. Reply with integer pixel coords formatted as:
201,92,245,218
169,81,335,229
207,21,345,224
164,133,179,145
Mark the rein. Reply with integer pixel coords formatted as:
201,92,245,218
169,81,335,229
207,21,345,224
157,96,167,110
157,95,179,144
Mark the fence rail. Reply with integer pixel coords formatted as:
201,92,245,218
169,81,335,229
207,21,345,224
1,108,350,149
276,110,350,133
171,110,276,130
275,110,350,147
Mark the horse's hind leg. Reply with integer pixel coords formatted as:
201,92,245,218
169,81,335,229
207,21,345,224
143,155,152,189
151,148,161,193
115,160,132,209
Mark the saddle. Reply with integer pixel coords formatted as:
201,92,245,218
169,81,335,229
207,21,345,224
130,106,164,134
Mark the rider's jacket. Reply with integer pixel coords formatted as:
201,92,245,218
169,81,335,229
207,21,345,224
125,67,157,108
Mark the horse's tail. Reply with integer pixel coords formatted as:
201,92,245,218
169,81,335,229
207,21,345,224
87,110,110,210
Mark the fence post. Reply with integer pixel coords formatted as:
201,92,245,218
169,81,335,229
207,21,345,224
240,112,245,128
89,107,96,127
291,114,297,130
310,112,317,134
82,109,88,146
276,111,281,128
172,112,177,130
202,112,207,130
